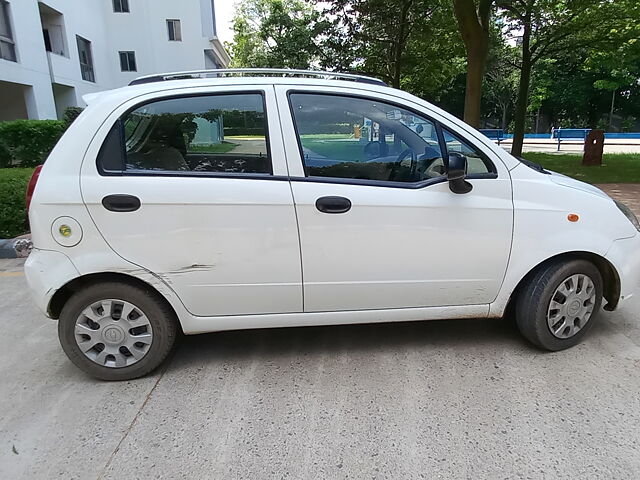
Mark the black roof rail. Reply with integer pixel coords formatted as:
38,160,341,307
129,68,387,87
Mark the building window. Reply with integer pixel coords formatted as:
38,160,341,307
40,5,68,57
119,51,136,72
112,0,129,13
76,35,95,82
0,0,17,62
167,19,182,41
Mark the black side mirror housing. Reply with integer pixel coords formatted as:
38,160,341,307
447,152,473,194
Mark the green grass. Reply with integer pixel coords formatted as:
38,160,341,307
521,153,640,184
188,141,238,154
302,138,368,162
0,167,34,238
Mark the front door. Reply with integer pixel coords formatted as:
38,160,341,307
278,88,513,312
81,88,302,317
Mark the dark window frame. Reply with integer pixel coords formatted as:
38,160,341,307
112,0,130,13
76,35,95,82
118,50,136,72
96,91,274,178
166,19,182,41
286,90,497,189
0,0,17,62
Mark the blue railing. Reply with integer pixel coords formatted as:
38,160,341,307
478,129,505,145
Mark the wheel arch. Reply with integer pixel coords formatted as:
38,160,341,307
48,272,181,326
505,251,621,316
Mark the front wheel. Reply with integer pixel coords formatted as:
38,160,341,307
515,259,603,351
58,282,177,381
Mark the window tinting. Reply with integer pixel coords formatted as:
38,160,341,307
112,0,129,13
97,121,125,173
120,93,271,174
443,129,494,174
167,19,181,41
289,93,444,183
119,51,136,71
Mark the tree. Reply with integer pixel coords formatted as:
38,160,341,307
452,0,493,127
227,0,328,69
482,31,518,129
586,34,640,130
497,0,637,157
323,0,448,89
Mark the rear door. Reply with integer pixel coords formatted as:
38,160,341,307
276,86,513,312
81,86,302,317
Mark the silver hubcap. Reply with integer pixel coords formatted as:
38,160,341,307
547,274,596,339
74,299,153,368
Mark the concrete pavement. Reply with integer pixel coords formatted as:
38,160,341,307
497,138,640,155
1,258,640,479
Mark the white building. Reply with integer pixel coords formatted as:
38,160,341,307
0,0,230,120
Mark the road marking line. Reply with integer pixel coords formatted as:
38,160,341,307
0,271,24,277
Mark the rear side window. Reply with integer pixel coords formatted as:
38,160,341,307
98,93,271,175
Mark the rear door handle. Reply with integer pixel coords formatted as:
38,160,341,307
315,196,352,214
102,194,141,212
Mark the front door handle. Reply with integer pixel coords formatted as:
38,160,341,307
102,194,141,212
315,196,352,214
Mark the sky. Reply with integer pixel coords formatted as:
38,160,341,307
215,1,238,44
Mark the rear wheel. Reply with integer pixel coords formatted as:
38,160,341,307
515,259,603,351
58,282,177,381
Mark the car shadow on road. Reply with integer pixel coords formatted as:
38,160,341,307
169,315,530,369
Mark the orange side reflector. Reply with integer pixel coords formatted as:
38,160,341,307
568,214,580,222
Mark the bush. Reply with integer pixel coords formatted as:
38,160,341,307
63,106,84,127
0,168,33,238
223,127,266,137
0,119,65,167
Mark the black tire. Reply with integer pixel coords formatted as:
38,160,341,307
515,259,603,351
58,282,178,381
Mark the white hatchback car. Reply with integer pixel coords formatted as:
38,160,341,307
25,69,640,380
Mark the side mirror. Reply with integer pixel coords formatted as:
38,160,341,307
447,152,473,194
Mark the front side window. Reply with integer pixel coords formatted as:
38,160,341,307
112,0,129,13
167,19,182,41
76,35,94,82
443,129,494,174
289,93,444,183
0,0,16,62
119,51,136,72
104,93,271,175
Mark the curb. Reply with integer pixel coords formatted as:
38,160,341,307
0,236,32,259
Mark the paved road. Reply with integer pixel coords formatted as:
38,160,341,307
1,258,640,479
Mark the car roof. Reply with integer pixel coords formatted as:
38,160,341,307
83,76,399,106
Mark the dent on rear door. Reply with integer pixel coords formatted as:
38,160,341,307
80,87,303,317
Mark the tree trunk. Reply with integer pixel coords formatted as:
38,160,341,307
511,20,532,158
391,0,412,89
463,44,488,127
608,89,616,131
501,104,508,130
453,0,491,128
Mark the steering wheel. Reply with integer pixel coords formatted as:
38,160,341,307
364,141,382,160
397,148,417,178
